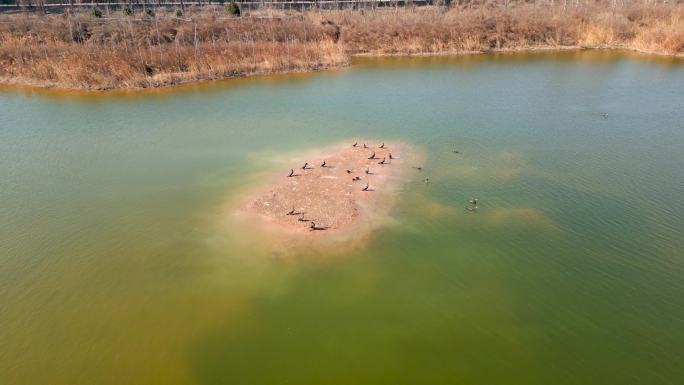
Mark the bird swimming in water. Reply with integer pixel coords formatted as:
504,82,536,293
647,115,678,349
288,169,294,177
601,113,608,119
453,150,461,154
467,206,478,212
368,151,376,160
379,157,387,165
424,177,430,184
469,198,478,205
321,160,327,167
353,142,358,147
380,143,386,149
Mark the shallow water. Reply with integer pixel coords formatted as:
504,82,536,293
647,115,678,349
1,50,684,385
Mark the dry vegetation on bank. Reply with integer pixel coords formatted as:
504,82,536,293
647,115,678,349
1,1,682,90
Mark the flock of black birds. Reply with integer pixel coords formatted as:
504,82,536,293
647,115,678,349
282,141,398,231
283,141,480,231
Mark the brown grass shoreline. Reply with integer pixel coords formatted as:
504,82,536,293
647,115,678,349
1,2,683,91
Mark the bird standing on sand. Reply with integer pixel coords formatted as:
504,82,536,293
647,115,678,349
368,151,376,160
365,167,372,174
379,158,387,165
380,143,386,149
346,169,352,174
301,162,309,170
287,206,297,215
310,222,326,231
389,153,394,160
353,142,358,147
321,160,327,167
362,183,370,191
288,169,294,177
363,144,368,149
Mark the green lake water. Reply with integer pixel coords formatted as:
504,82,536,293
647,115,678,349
1,50,683,385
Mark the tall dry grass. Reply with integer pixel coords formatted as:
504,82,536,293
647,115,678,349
0,9,346,89
0,1,682,90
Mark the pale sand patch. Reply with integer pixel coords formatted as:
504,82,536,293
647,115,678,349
219,140,424,256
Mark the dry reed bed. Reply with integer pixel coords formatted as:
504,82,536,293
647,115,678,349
1,2,682,90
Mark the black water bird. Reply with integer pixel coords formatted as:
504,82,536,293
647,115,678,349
362,183,370,191
353,142,358,147
379,157,387,165
321,160,327,167
288,169,295,177
380,143,386,149
301,162,309,170
363,144,368,149
352,176,361,181
365,167,373,175
469,198,478,205
368,151,376,160
389,153,394,160
413,166,423,171
424,177,430,184
453,150,461,154
346,169,353,174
